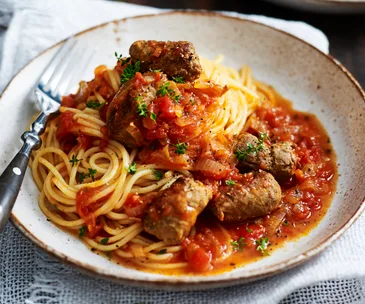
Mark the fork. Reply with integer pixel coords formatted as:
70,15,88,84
0,37,94,232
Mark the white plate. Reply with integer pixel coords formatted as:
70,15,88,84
266,0,365,13
1,12,365,289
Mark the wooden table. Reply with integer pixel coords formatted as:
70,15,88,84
123,0,365,88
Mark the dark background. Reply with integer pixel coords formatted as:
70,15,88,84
122,0,365,87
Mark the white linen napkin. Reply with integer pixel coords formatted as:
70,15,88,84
0,0,364,303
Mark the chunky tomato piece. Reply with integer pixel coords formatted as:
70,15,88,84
56,111,76,141
76,187,103,238
123,194,150,218
61,95,76,108
188,247,212,273
158,96,176,119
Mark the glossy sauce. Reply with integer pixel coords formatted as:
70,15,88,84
111,92,337,275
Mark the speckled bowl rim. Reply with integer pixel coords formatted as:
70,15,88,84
3,10,365,289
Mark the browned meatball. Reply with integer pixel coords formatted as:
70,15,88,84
106,72,171,148
271,142,298,180
234,132,297,180
129,40,202,82
143,177,212,245
209,171,282,223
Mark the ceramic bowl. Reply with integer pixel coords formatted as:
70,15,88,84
1,11,365,289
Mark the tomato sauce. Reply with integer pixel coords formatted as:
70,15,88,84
113,92,337,275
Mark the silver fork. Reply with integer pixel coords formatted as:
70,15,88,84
0,37,94,231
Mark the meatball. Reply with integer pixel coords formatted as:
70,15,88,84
143,177,212,245
209,171,282,223
106,72,169,148
129,40,202,82
271,142,298,180
234,132,297,180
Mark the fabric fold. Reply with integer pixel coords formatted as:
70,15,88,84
0,1,363,304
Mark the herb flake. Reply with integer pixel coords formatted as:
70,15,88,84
128,162,137,175
174,142,188,155
153,170,163,180
79,226,87,237
121,60,140,83
172,75,185,83
69,155,81,167
86,100,104,109
100,237,109,245
231,237,246,252
157,249,167,255
225,180,235,186
256,237,270,256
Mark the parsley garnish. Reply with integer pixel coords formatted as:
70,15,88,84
114,51,123,61
150,112,157,123
173,95,180,103
115,52,131,65
174,142,188,155
246,223,253,233
231,237,246,252
121,60,140,83
235,132,268,161
69,155,81,167
79,226,87,237
88,168,97,181
157,82,180,103
128,162,137,175
86,100,104,109
157,249,167,255
172,75,185,84
153,170,163,180
76,170,96,183
256,237,270,256
100,237,109,245
135,96,156,123
76,172,86,183
136,97,148,117
225,180,235,186
156,82,173,97
283,220,289,226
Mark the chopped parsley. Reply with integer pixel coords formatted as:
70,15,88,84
225,180,235,186
173,95,180,103
283,220,289,226
246,223,253,233
231,237,246,252
76,169,97,183
79,226,87,237
100,237,109,245
172,75,185,84
121,60,140,83
255,237,270,256
114,51,123,61
86,100,104,109
156,82,173,97
150,112,157,123
127,161,137,175
153,170,163,180
69,155,81,167
136,96,157,123
157,82,180,103
88,168,97,181
157,249,167,255
136,97,148,117
235,132,268,161
76,172,86,183
174,142,188,155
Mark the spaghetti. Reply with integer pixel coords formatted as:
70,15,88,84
30,41,337,275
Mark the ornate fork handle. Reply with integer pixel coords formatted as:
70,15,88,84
0,112,47,231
